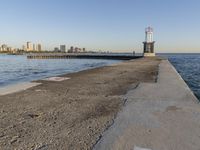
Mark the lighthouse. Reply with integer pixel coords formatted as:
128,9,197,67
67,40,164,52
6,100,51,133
143,27,155,56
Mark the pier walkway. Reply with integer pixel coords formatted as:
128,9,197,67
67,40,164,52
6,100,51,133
94,60,200,150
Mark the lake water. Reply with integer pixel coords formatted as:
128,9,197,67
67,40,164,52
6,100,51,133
0,55,121,87
165,54,200,100
0,54,200,100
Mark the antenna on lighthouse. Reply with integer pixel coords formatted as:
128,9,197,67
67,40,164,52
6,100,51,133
143,26,155,57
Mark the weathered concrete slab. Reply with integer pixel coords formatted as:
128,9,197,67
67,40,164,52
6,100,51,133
94,60,200,150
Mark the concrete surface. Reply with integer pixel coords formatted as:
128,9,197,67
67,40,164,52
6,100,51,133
0,58,160,150
94,60,200,150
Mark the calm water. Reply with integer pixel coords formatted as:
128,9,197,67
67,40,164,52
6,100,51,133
1,54,200,100
0,55,121,87
165,54,200,100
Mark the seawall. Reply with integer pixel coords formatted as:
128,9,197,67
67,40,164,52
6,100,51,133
94,59,200,150
27,53,142,60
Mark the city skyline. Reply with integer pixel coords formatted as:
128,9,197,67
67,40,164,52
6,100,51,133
1,0,200,53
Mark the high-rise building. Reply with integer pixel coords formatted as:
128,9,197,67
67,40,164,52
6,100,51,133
74,47,79,53
7,47,12,52
60,45,66,52
1,44,7,51
22,45,26,51
68,46,74,53
26,42,33,51
37,44,42,51
54,47,59,52
33,44,36,51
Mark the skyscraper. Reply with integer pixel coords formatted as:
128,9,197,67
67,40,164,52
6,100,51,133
60,45,66,52
37,44,42,51
26,42,32,51
22,45,26,51
68,46,74,53
1,44,7,51
33,44,36,51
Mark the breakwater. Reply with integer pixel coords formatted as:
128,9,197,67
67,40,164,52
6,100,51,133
1,57,199,150
27,53,142,60
167,54,200,100
94,59,200,150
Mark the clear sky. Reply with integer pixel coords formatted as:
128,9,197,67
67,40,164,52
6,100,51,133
0,0,200,53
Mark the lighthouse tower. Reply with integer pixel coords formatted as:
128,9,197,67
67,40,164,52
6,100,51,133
143,27,155,57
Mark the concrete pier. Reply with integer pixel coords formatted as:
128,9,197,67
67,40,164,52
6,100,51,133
94,60,200,150
27,53,142,60
0,58,160,150
1,58,200,149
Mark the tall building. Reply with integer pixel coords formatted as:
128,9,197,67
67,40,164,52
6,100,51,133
22,45,26,51
37,44,42,51
1,44,7,51
7,47,12,52
74,47,79,53
68,46,74,53
143,27,155,57
60,45,66,52
26,42,33,51
33,44,36,51
54,47,59,52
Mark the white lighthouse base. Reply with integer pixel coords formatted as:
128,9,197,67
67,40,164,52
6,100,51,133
143,53,155,57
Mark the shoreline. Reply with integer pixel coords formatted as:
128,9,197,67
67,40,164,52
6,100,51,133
0,60,124,96
0,82,41,96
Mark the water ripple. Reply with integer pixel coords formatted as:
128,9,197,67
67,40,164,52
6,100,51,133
0,55,121,87
166,54,200,100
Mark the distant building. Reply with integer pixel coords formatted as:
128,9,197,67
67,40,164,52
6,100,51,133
1,44,7,51
22,45,25,51
68,46,74,53
54,47,59,52
33,44,36,51
37,44,42,51
26,42,33,51
7,47,12,52
60,45,66,52
74,47,79,53
67,46,86,53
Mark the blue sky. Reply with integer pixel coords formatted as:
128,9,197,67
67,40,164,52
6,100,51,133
0,0,200,53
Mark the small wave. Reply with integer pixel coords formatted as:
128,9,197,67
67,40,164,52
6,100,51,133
0,56,122,88
168,54,200,100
